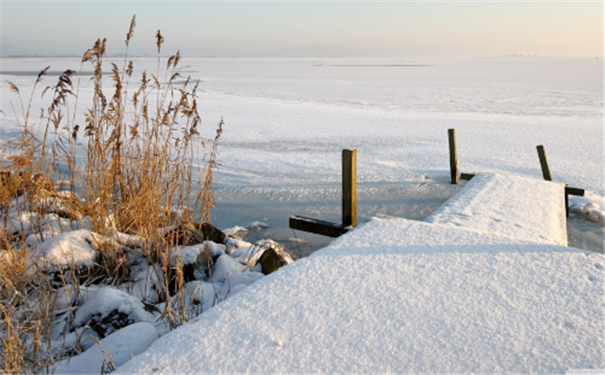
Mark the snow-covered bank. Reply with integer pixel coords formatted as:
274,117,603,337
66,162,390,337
112,173,602,373
116,218,603,373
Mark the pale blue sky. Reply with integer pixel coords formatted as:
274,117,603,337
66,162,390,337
1,1,602,58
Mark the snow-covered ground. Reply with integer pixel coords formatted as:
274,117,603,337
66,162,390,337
1,56,603,373
115,174,602,374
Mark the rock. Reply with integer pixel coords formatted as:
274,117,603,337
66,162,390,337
212,254,249,283
37,229,101,271
74,286,156,336
165,221,226,246
52,286,158,352
256,248,286,275
233,239,294,268
165,222,204,246
164,242,226,297
176,244,211,284
53,322,160,374
198,222,226,244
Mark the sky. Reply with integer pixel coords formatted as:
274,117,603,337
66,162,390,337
1,1,603,58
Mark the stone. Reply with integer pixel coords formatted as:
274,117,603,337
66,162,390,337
256,247,286,275
198,222,226,244
165,221,226,246
52,286,157,352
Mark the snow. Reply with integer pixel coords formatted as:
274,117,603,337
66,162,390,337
35,229,101,269
171,241,226,266
426,173,567,245
1,57,602,198
212,253,250,283
72,286,156,331
54,322,159,374
116,217,603,374
1,56,603,373
115,175,599,373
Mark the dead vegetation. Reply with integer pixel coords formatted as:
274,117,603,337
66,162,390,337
1,15,222,373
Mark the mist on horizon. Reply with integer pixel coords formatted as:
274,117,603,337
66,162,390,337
1,1,602,58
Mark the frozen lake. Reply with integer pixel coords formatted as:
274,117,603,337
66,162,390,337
1,57,603,253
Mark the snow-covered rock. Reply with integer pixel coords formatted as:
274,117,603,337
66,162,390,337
54,322,159,374
53,286,158,353
35,229,104,270
230,239,294,267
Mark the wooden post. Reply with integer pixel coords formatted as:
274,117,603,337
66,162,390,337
342,149,357,227
564,186,570,217
564,186,585,218
536,145,552,181
448,129,459,185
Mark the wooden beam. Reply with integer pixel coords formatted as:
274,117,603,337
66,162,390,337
342,149,357,227
448,129,459,185
289,215,350,238
565,186,585,196
460,173,475,181
536,145,552,181
564,186,584,218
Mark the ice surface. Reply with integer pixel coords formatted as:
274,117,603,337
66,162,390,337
1,57,601,193
1,57,602,251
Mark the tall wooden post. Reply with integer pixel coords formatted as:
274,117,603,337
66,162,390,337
536,145,552,181
342,149,357,227
448,129,459,184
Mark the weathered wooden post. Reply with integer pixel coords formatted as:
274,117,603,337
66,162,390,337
342,149,357,227
536,145,552,181
448,128,459,184
289,149,357,237
536,145,585,217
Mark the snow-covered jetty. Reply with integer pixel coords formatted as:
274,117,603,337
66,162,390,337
116,173,603,373
426,173,568,245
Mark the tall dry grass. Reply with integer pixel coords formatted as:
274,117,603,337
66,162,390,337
1,15,222,373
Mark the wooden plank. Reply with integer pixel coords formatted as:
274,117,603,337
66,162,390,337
448,129,459,185
460,173,475,181
289,215,350,238
565,186,585,196
342,149,357,227
536,145,552,181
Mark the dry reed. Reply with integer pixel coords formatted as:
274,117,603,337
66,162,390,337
1,15,222,373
